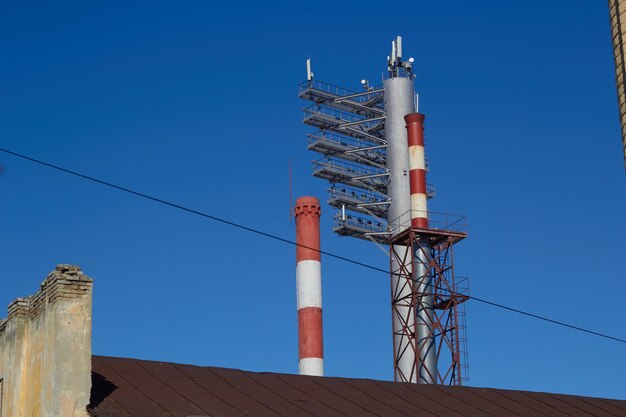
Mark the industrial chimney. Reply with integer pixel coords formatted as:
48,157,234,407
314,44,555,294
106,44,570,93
405,113,436,383
294,196,324,376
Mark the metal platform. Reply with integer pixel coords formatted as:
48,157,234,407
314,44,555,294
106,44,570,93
301,78,390,242
307,132,386,168
298,80,384,119
312,158,388,194
388,210,469,385
388,210,467,245
332,214,389,244
303,104,385,142
327,186,389,218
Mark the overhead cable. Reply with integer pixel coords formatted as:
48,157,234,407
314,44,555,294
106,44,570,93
1,146,624,345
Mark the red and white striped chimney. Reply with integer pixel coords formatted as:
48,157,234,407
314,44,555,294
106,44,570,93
404,113,429,228
294,196,324,376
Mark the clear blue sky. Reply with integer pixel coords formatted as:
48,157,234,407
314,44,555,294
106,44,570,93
1,0,625,400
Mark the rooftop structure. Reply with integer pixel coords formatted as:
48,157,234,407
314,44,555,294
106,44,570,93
1,267,625,416
89,355,626,417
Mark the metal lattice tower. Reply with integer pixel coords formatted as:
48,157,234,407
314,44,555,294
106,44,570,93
389,213,469,384
299,36,468,384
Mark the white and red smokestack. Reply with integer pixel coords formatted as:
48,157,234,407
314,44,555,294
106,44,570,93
294,196,324,376
405,112,437,383
405,113,429,228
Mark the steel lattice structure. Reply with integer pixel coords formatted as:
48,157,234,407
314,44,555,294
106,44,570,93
389,218,469,385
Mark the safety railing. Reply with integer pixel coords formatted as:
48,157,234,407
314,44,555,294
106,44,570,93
304,104,370,125
313,157,388,178
388,210,467,233
299,80,357,98
307,131,383,151
299,79,384,104
333,213,387,234
328,185,388,205
385,66,414,80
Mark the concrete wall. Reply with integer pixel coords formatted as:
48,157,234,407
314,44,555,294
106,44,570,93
609,0,626,170
0,265,93,417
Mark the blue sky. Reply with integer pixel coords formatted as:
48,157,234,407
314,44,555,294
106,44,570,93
1,0,625,400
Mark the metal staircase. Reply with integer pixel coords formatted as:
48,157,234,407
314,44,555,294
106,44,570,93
306,132,386,168
300,79,390,243
301,78,436,243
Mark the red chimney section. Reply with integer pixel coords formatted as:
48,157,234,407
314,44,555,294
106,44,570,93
405,113,429,228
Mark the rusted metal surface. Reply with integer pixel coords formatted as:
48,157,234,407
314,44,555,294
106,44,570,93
89,356,626,416
389,224,469,385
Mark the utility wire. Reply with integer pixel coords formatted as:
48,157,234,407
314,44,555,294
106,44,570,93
469,296,626,344
0,147,387,274
1,146,625,345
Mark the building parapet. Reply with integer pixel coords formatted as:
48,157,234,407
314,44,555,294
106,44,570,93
0,264,93,417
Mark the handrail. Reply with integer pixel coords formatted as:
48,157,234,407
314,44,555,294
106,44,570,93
299,79,384,105
307,132,383,151
388,210,467,233
303,104,374,124
333,214,387,233
313,157,388,177
328,185,388,203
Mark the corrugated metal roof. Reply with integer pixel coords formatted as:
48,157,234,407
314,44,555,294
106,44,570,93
89,356,626,417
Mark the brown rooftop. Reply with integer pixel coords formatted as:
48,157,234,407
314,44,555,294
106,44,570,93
89,356,626,417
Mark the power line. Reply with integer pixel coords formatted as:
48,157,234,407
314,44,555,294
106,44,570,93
0,147,384,274
1,146,625,345
469,296,626,344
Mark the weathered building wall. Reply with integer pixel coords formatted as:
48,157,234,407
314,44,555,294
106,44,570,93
609,0,626,170
0,265,92,417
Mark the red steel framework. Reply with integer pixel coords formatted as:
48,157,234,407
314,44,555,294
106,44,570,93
389,219,469,385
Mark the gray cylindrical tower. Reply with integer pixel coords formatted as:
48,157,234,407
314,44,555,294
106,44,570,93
385,76,414,231
385,67,418,383
385,36,436,383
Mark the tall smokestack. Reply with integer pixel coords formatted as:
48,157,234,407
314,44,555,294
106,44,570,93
405,113,436,384
406,113,429,229
294,196,324,376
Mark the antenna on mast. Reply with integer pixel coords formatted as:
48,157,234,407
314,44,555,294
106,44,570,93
388,35,414,78
396,35,402,59
306,58,314,82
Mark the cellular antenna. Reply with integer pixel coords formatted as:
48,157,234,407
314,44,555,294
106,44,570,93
388,36,413,77
306,58,314,82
